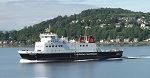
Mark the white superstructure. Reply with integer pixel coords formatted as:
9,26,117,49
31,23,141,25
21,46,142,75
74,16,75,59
34,32,99,53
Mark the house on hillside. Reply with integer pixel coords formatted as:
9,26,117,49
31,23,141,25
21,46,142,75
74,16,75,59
133,38,138,42
140,23,150,29
0,41,2,44
124,38,130,43
115,23,122,28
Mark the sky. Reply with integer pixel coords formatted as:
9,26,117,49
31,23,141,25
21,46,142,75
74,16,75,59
0,0,150,31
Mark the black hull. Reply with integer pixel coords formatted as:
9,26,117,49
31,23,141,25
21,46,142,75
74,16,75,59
19,51,123,62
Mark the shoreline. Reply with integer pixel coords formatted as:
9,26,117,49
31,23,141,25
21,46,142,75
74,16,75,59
97,42,150,47
1,42,150,48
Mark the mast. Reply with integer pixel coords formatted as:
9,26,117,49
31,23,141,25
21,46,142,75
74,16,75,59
45,24,51,33
84,26,91,36
84,26,91,43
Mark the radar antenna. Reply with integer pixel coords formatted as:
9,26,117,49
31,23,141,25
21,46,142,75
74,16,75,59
84,26,91,36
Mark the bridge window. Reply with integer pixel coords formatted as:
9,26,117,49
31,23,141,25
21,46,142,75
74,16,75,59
37,50,41,51
47,36,51,38
51,36,55,39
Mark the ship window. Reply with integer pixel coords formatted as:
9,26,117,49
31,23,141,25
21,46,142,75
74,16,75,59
55,45,57,47
37,50,41,51
52,45,54,47
80,45,82,47
49,45,51,47
83,45,85,47
46,46,48,47
86,45,88,47
61,45,63,47
51,36,55,39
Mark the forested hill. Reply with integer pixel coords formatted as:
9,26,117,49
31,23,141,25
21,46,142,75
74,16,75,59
1,8,150,44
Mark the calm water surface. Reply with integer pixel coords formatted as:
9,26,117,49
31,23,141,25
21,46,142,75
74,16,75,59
1,46,150,78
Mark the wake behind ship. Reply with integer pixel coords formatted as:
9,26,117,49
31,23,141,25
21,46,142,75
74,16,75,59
18,26,123,63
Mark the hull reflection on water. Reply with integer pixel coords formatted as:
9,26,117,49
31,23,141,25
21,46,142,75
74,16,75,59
30,61,100,78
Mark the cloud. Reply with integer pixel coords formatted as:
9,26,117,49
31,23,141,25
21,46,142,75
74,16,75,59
0,0,96,30
1,0,150,31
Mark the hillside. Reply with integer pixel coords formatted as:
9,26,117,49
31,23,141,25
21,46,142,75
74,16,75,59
1,8,150,45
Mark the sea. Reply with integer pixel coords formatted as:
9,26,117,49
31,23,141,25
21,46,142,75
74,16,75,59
1,46,150,78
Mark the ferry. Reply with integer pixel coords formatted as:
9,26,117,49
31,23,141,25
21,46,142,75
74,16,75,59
18,26,123,63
